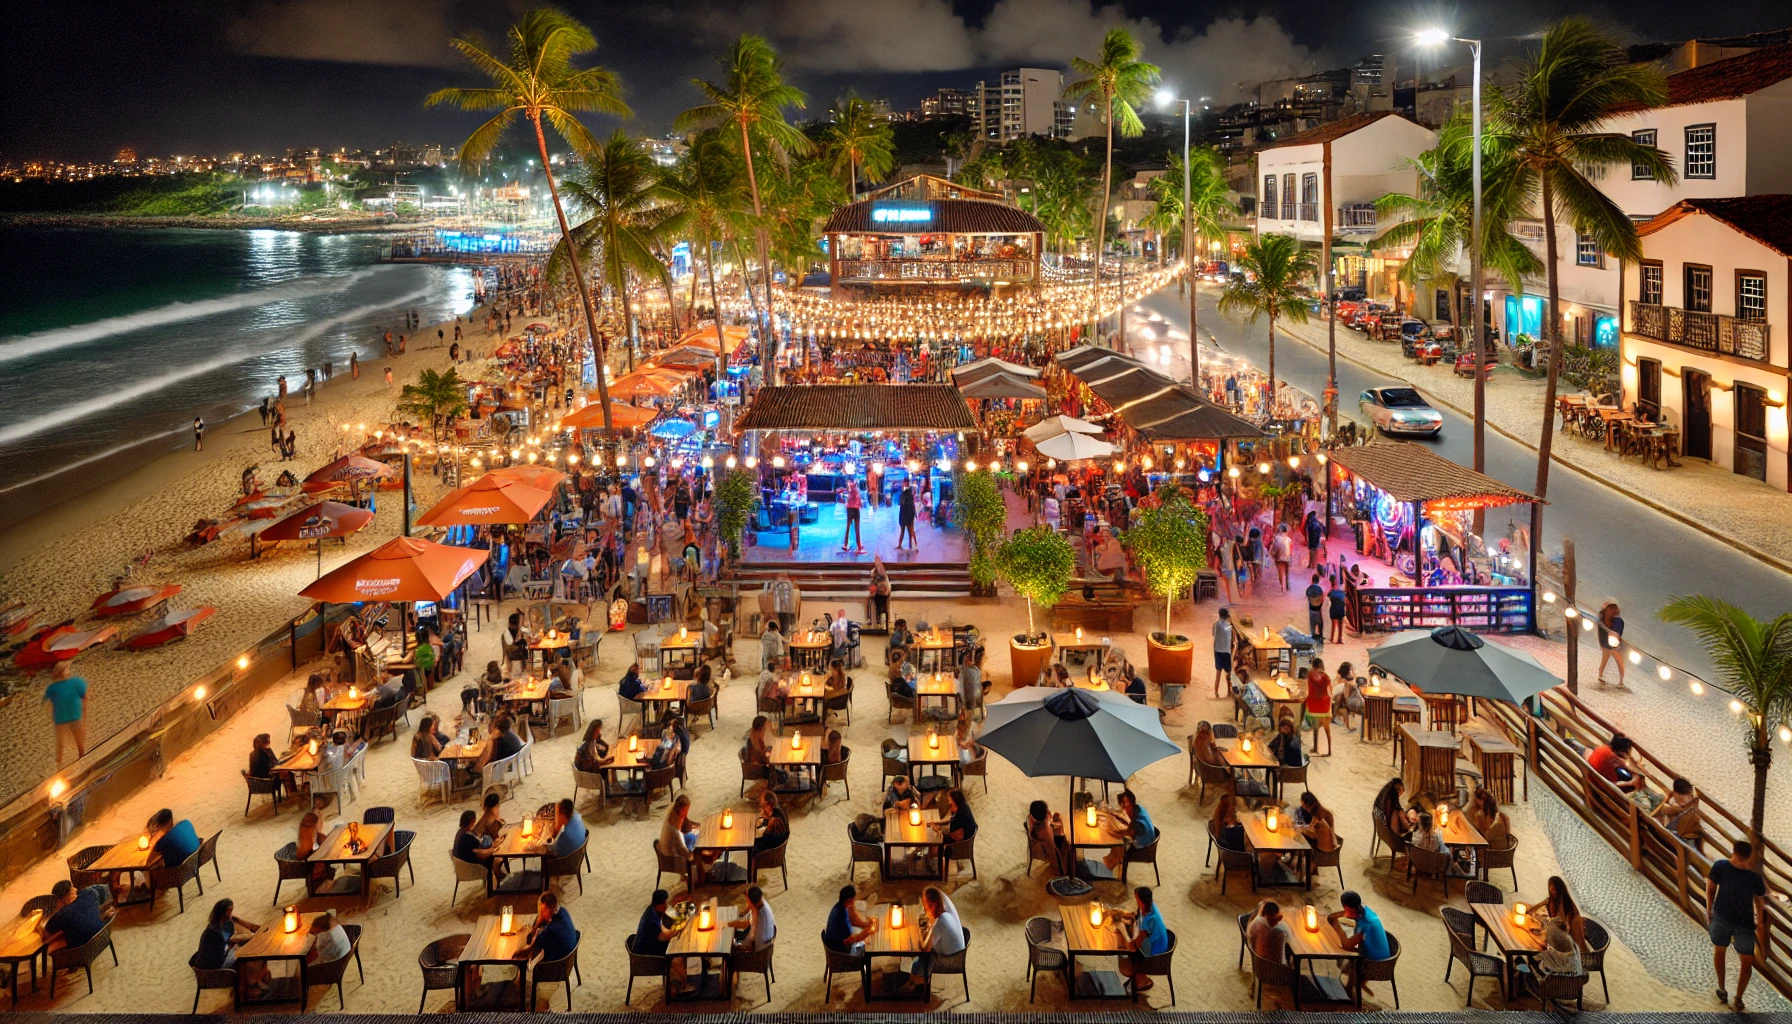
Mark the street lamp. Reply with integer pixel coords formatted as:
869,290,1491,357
1417,26,1486,481
1156,88,1198,386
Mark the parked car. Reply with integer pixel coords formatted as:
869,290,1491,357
1454,351,1494,379
1412,337,1445,364
1398,319,1431,355
1359,386,1444,437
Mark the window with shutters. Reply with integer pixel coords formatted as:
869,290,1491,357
1684,264,1712,312
1737,273,1766,322
1684,124,1715,179
1639,263,1663,305
1263,175,1277,219
1631,129,1656,179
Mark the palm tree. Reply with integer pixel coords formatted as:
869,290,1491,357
398,368,471,440
822,95,895,199
426,7,630,430
1217,233,1315,412
659,129,749,378
1146,147,1234,379
1488,17,1673,511
555,130,671,375
676,35,813,383
1065,28,1160,335
1659,596,1792,845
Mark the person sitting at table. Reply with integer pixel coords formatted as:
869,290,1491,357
758,669,787,704
907,885,963,992
502,612,530,678
633,890,688,987
754,791,789,856
1652,777,1703,849
648,721,679,770
44,879,117,950
667,714,693,758
953,711,982,764
888,648,917,699
1124,662,1148,704
1268,717,1305,768
481,660,506,691
480,715,523,769
574,720,612,772
822,729,847,765
658,794,706,877
549,656,577,698
730,885,777,953
618,663,647,702
1544,875,1592,952
884,774,918,811
688,664,715,705
888,618,913,660
1329,890,1392,992
1409,811,1449,859
452,809,495,869
824,659,850,703
147,808,200,868
1190,720,1226,767
248,733,280,795
743,715,773,769
1294,791,1340,859
759,620,787,672
549,797,586,857
1525,916,1585,993
306,911,351,966
1373,777,1416,837
824,884,879,954
1024,800,1069,873
1247,900,1293,963
195,898,267,990
1469,786,1511,848
1114,886,1170,990
411,715,449,761
473,791,506,842
1213,791,1248,854
1102,788,1157,871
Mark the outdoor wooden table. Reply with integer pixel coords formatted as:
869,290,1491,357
309,821,392,900
528,633,571,671
603,737,660,800
769,730,822,794
1285,913,1361,1005
907,730,960,776
1068,805,1131,882
692,811,755,887
1463,725,1520,803
499,677,551,705
1057,903,1131,998
639,677,692,726
90,832,169,905
487,819,550,896
863,901,925,1001
0,911,46,1006
882,806,944,880
1435,808,1489,850
667,897,738,1000
788,631,832,672
781,675,828,724
658,630,702,679
1473,899,1546,995
456,912,531,1011
914,673,959,718
320,691,368,731
913,631,957,674
1243,810,1312,888
275,745,321,773
439,735,488,764
1359,677,1417,742
235,919,314,1009
1255,674,1306,724
1052,632,1112,670
1217,737,1280,800
1237,629,1293,674
1597,408,1633,450
1401,723,1462,797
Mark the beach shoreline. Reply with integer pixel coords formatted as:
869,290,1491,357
0,211,420,233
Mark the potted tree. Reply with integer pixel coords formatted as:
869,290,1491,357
996,526,1076,686
1126,486,1209,690
953,470,1008,597
713,467,758,564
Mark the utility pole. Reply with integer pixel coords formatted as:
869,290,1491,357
1563,536,1578,695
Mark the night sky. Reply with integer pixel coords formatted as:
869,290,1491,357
4,0,1788,161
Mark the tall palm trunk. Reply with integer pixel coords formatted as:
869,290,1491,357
706,250,729,382
1534,173,1564,504
660,273,681,340
1749,727,1770,845
617,256,639,372
1093,97,1114,342
1266,312,1278,413
733,238,764,344
532,114,612,428
849,153,858,200
737,117,781,383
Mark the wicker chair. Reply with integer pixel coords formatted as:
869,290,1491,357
821,932,867,1002
529,931,581,1010
1359,933,1402,1008
1216,846,1256,893
1533,967,1588,1011
944,835,977,881
654,840,693,893
571,767,606,808
544,838,588,895
271,841,312,905
1236,911,1252,969
302,923,363,1010
1481,834,1519,889
686,692,718,731
1441,906,1505,1007
886,682,915,723
1309,836,1346,888
1122,832,1161,884
1274,762,1308,801
1406,843,1456,896
189,952,237,1013
757,687,785,727
637,764,677,812
49,920,116,998
1195,757,1233,803
366,829,416,900
880,749,906,788
1249,949,1304,1009
197,829,223,883
1024,915,1068,1002
150,850,203,914
417,934,469,1012
1582,918,1611,1003
243,771,284,817
1371,815,1410,873
449,854,489,905
728,939,776,1004
823,682,853,725
1465,880,1503,907
739,749,768,798
818,751,852,803
623,934,669,1005
958,752,989,794
928,926,969,1002
846,817,882,881
752,836,790,889
67,845,112,891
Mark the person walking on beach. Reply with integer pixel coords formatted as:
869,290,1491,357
277,375,288,400
43,662,87,766
437,328,445,347
454,323,462,343
350,352,360,379
193,416,205,452
384,367,394,391
398,334,407,354
259,397,269,426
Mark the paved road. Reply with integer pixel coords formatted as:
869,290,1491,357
1135,285,1792,682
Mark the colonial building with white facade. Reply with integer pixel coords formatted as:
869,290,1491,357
1619,195,1790,490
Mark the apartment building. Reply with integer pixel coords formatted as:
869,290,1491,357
974,69,1062,142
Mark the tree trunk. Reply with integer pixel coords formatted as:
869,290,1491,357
531,114,612,430
849,153,858,200
706,249,728,384
738,116,780,385
1534,173,1564,504
733,238,764,347
1750,739,1770,846
1093,96,1113,339
1267,312,1278,416
620,268,639,373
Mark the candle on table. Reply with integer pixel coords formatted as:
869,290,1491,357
791,732,802,750
500,906,514,934
628,734,639,752
1304,905,1318,932
283,906,299,933
1514,903,1527,926
908,807,921,827
1090,904,1104,926
891,904,904,928
698,904,713,930
137,833,150,851
1266,809,1279,832
722,809,734,829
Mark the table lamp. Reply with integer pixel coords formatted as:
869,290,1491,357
908,806,921,827
521,816,533,838
548,628,557,641
721,808,734,829
500,906,515,935
1074,626,1083,641
628,734,639,752
1304,905,1318,932
308,737,319,756
1438,806,1450,829
890,904,904,928
929,729,940,749
348,685,359,700
1090,904,1104,926
1514,903,1528,926
662,676,673,691
1241,736,1253,754
137,833,150,851
791,731,802,750
1266,809,1279,832
697,904,714,931
283,906,300,933
679,626,687,640
1086,803,1098,828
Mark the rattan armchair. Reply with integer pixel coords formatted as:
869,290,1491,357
302,923,363,1010
243,771,284,816
927,927,969,1003
1480,834,1519,889
846,817,882,881
1309,836,1346,889
1359,932,1402,1008
416,934,470,1012
49,920,116,998
1583,917,1611,1003
728,938,776,1004
1441,906,1505,1007
821,932,867,1002
623,934,669,1005
1216,846,1256,893
365,829,416,901
544,837,588,895
752,836,790,889
66,845,112,891
188,952,237,1012
529,931,581,1010
1128,928,1176,1004
1122,832,1161,884
1024,915,1068,1002
149,850,203,914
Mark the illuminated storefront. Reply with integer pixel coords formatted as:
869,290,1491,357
823,174,1045,299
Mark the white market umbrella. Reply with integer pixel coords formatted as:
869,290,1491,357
1034,430,1116,462
1025,415,1104,443
1368,626,1561,704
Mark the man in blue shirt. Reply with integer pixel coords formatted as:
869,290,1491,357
42,663,88,766
523,892,577,964
44,880,114,949
1120,886,1170,991
618,664,647,701
1330,890,1391,995
148,808,200,867
823,884,877,953
550,798,586,857
1104,789,1157,872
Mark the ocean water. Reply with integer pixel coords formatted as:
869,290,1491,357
0,228,476,525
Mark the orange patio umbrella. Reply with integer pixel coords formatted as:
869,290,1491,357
302,455,394,493
609,371,687,399
300,535,489,603
489,464,568,491
416,473,555,528
559,401,655,430
676,324,750,351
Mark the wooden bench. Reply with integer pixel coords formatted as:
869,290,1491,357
1050,596,1137,633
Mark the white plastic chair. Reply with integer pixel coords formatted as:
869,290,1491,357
481,751,523,799
516,722,536,776
544,697,581,736
572,767,606,808
347,744,369,784
413,757,452,806
618,695,645,734
309,764,357,816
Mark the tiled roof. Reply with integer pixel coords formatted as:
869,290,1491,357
734,384,979,432
1657,42,1792,108
1259,111,1405,150
1054,345,1265,441
823,198,1044,235
1641,196,1792,258
1328,443,1543,507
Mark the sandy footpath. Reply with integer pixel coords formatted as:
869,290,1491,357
0,311,491,806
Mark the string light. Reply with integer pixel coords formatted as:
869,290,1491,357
1627,651,1641,665
1658,665,1671,681
1690,681,1704,696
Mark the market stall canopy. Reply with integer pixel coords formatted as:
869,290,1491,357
955,356,1040,379
415,473,555,527
650,347,720,371
559,401,656,430
676,323,751,351
259,501,375,542
1024,414,1104,443
1369,626,1560,704
1034,430,1116,462
736,384,979,432
490,464,568,491
300,535,489,603
1055,344,1266,441
1328,443,1545,511
610,370,692,399
956,370,1047,401
302,455,395,493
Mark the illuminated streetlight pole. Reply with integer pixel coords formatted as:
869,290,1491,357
1156,89,1197,386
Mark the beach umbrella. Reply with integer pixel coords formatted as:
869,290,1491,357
489,464,568,491
1024,414,1104,443
560,401,655,431
1368,626,1562,705
978,687,1179,805
300,535,489,604
956,356,1041,379
259,499,377,573
416,473,555,528
302,455,394,493
1034,430,1116,462
650,418,698,438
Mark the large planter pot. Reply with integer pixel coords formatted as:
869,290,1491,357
1009,635,1054,687
1146,632,1194,687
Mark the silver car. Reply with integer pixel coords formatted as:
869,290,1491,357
1359,386,1444,437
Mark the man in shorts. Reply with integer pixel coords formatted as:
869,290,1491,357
1708,839,1767,1010
1212,607,1235,700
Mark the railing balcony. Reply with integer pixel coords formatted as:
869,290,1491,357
835,258,1036,283
1628,300,1771,362
1337,203,1376,234
1297,202,1319,222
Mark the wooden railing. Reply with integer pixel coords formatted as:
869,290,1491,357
834,259,1035,283
1627,300,1772,363
1346,583,1533,634
1479,688,1792,1000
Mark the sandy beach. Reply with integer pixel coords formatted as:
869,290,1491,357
0,307,489,806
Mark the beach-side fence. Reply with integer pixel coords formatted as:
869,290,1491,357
0,603,354,891
1482,688,1792,1000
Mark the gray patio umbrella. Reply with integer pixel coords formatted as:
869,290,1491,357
979,687,1180,804
1368,626,1561,704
